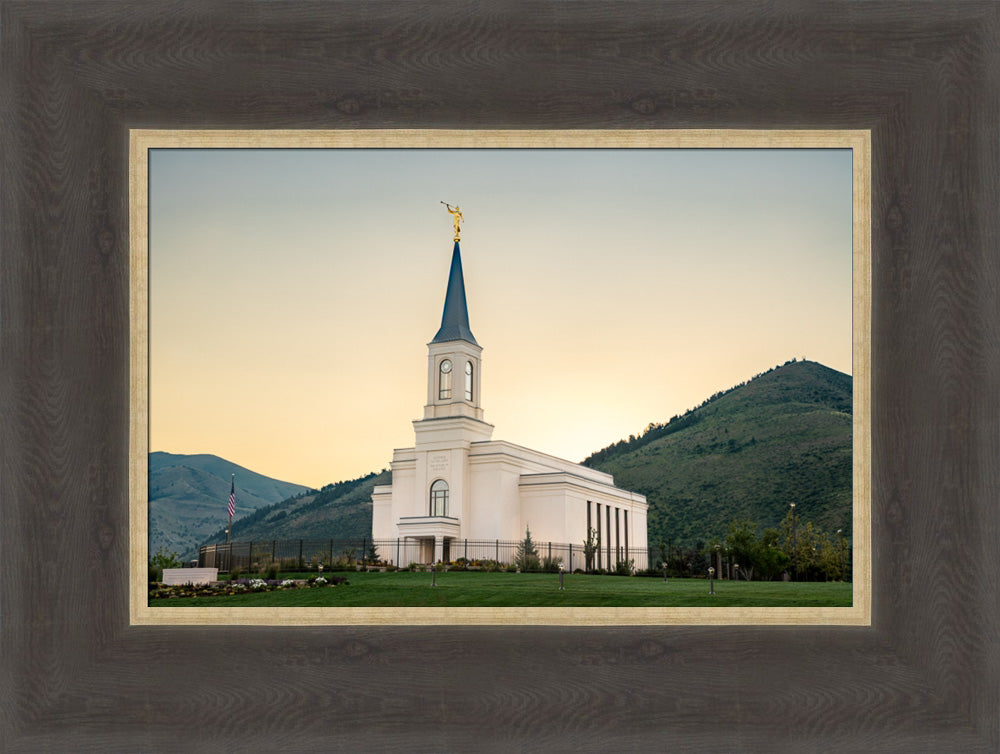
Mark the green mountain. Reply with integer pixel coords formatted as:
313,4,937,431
199,469,391,547
583,360,853,548
149,452,310,560
180,359,851,558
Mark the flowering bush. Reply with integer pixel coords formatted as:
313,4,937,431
149,575,347,600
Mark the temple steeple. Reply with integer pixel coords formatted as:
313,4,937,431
431,242,478,346
421,234,487,424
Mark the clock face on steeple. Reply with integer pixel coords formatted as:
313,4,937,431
440,360,452,373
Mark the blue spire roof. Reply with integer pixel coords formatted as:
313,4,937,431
431,242,478,346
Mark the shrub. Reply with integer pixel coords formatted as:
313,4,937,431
614,559,635,577
541,556,562,574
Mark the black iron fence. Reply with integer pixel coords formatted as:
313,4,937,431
199,537,651,573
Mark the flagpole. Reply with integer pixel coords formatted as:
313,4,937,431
227,473,234,545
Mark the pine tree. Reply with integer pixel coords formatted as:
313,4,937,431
514,526,540,572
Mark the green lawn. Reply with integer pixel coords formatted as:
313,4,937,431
151,571,852,608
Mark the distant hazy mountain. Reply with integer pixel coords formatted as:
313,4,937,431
149,452,310,560
584,359,853,547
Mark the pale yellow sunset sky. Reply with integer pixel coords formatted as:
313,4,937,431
149,147,852,488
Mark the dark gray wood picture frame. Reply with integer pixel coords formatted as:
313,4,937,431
2,2,997,750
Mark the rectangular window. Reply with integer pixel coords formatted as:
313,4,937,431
624,510,629,560
615,508,620,563
606,505,612,569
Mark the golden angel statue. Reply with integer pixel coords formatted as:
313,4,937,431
441,202,463,242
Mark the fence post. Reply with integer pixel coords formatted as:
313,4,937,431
248,541,253,572
569,543,573,571
329,539,333,565
272,539,276,562
361,537,367,568
464,538,468,561
496,539,499,564
396,538,400,567
298,539,303,569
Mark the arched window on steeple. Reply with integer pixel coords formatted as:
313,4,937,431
438,359,452,400
465,361,473,401
430,479,449,516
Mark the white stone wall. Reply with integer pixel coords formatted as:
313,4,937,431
373,432,648,568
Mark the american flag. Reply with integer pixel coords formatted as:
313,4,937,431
228,478,235,518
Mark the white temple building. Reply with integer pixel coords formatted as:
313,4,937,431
371,226,647,569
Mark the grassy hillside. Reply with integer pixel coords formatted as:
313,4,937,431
149,452,309,559
584,360,852,548
180,359,851,558
200,469,391,546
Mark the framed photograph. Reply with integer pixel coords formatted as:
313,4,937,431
5,2,997,750
131,129,871,627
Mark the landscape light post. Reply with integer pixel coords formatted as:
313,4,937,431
558,562,565,591
837,529,845,581
662,560,668,582
733,563,739,582
790,503,798,581
708,566,715,595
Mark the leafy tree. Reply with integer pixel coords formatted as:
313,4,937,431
149,546,182,582
817,535,842,581
671,543,707,577
724,518,760,581
756,528,790,581
515,526,540,572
